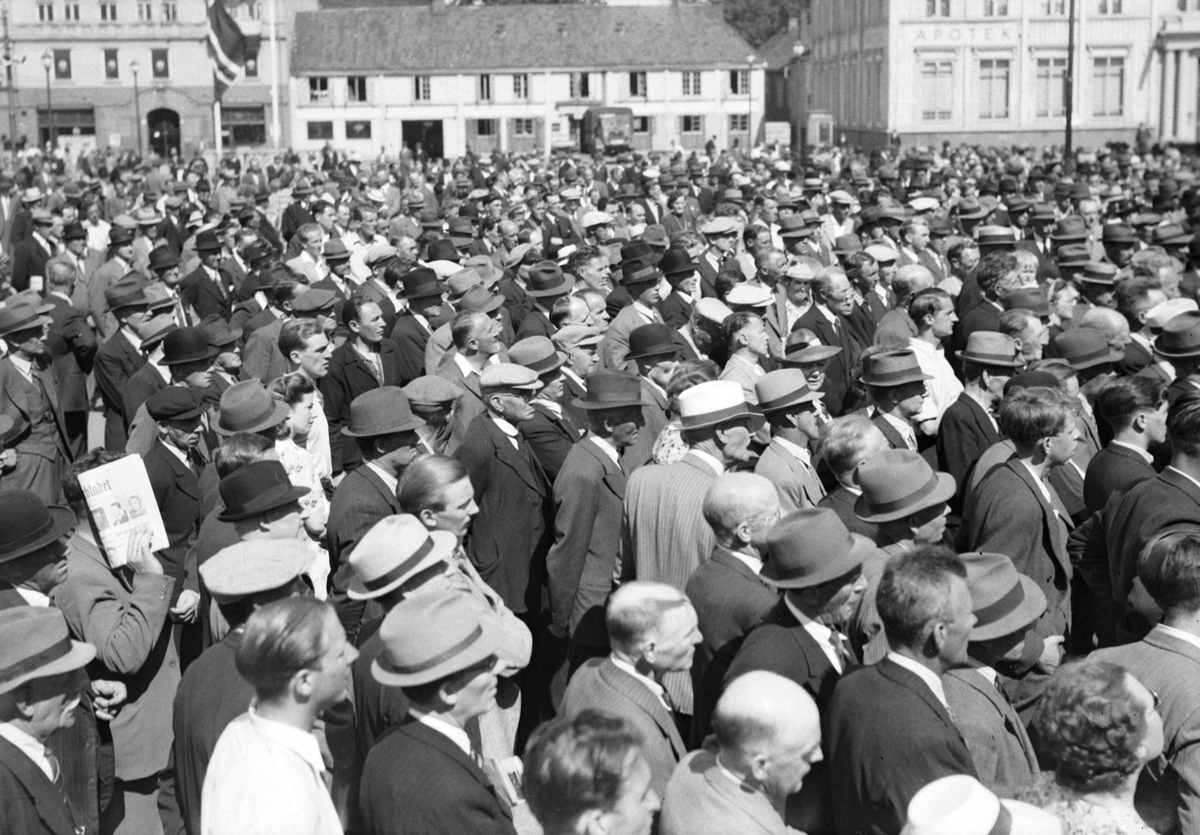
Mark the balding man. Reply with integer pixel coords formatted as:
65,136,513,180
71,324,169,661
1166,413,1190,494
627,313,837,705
1078,307,1131,356
660,672,823,835
559,581,699,798
794,267,871,416
686,473,781,748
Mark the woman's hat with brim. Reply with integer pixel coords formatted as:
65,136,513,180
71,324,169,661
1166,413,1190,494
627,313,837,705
900,775,1063,835
372,593,501,687
0,608,96,696
217,460,311,523
762,508,875,589
347,515,456,601
960,552,1048,641
0,490,75,565
853,449,956,523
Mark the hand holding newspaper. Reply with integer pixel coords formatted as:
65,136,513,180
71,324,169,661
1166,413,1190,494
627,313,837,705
75,455,168,569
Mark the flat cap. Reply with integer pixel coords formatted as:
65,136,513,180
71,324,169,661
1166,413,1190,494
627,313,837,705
827,189,854,204
146,387,204,422
364,243,398,268
581,210,613,229
553,325,603,351
199,540,313,601
290,288,338,314
403,376,463,406
480,363,542,391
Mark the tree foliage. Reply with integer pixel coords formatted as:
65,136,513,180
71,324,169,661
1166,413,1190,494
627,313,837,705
722,0,801,48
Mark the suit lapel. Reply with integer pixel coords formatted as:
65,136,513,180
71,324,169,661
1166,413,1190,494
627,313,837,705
878,657,962,734
581,439,625,499
399,720,513,820
0,734,77,835
710,545,775,592
1003,460,1072,575
358,466,400,514
872,414,907,450
484,419,545,495
597,659,685,760
1160,467,1200,515
962,393,1001,445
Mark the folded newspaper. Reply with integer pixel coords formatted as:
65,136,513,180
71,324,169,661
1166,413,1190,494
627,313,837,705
76,455,168,568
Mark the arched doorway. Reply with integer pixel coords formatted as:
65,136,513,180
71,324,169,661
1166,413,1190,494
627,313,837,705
147,108,180,157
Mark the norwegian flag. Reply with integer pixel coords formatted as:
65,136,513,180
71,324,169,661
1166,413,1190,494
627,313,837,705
207,0,246,97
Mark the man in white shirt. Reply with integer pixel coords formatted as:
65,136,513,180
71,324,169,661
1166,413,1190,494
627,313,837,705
202,597,355,835
908,288,964,435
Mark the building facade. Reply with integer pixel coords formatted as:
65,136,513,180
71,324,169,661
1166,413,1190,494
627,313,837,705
4,0,307,158
802,0,1163,149
289,5,763,158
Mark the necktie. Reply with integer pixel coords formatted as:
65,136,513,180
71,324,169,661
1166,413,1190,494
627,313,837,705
827,630,851,671
46,748,62,789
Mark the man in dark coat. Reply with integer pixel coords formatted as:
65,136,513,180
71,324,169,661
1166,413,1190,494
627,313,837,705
94,279,151,451
951,252,1022,356
825,548,978,835
388,267,445,386
1083,375,1164,517
44,259,97,459
10,208,57,293
179,230,233,322
509,336,582,482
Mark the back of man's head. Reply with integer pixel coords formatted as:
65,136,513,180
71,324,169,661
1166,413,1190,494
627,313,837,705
998,386,1074,447
1169,392,1200,457
1138,529,1200,619
876,545,966,652
606,581,687,657
713,671,820,777
235,597,331,703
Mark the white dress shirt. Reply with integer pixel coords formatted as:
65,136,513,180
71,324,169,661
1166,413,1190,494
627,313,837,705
0,722,55,781
886,651,950,712
786,595,844,673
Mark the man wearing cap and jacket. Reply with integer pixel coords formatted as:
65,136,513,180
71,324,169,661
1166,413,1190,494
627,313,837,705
94,276,152,450
180,230,233,322
509,336,582,483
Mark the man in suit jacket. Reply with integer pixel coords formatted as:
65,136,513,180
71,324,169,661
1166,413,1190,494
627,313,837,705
685,474,781,749
1092,529,1200,834
437,310,504,455
601,266,666,373
43,259,96,459
1083,375,1165,517
0,607,98,835
793,272,865,416
826,548,978,835
944,552,1045,800
509,337,582,483
660,671,823,835
725,508,873,834
619,324,677,472
755,370,826,512
952,252,1022,355
390,267,446,385
560,582,696,799
179,230,233,323
11,209,57,293
816,415,890,541
359,593,518,835
94,279,151,450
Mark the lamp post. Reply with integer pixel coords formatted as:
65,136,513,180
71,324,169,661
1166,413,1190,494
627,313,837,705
41,49,53,151
746,54,756,150
131,58,142,156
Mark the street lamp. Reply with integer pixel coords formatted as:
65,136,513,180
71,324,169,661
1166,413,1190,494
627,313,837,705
746,54,756,149
41,49,53,150
131,58,142,156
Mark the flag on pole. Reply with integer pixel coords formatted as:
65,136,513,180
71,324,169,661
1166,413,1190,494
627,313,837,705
207,0,246,98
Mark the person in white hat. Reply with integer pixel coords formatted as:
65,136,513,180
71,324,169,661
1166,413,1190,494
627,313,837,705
901,775,1062,835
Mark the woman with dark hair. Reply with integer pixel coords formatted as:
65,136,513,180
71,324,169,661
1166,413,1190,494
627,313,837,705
1021,658,1163,833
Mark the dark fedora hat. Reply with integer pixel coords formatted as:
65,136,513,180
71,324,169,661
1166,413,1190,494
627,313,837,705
778,216,812,239
214,380,289,436
1049,216,1090,242
960,551,1047,641
217,460,311,523
199,314,242,348
108,226,136,246
762,507,875,589
400,268,443,300
574,371,653,410
148,247,181,273
1053,328,1123,369
162,326,219,366
341,387,425,437
858,349,932,387
620,262,663,288
0,490,74,564
621,241,655,266
1003,287,1051,318
193,229,224,252
1101,223,1138,245
659,248,698,277
832,234,863,256
955,332,1024,368
1154,310,1200,358
61,221,87,242
526,261,574,297
626,323,680,361
104,275,151,311
854,449,956,523
426,238,461,263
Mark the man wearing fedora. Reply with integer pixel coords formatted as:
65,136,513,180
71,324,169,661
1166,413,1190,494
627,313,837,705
146,246,197,329
825,546,977,835
600,262,666,373
516,261,573,342
0,607,98,835
199,315,243,398
438,309,505,454
685,473,781,749
859,349,931,453
508,336,582,483
179,229,233,323
547,371,649,674
755,369,827,512
359,594,518,835
0,300,72,504
1156,311,1200,407
944,552,1045,800
311,239,354,302
724,507,872,834
43,257,96,460
125,327,220,458
12,207,59,293
122,324,189,434
389,267,447,385
657,247,700,330
94,276,152,450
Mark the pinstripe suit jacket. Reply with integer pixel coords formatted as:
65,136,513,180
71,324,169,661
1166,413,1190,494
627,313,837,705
755,438,825,512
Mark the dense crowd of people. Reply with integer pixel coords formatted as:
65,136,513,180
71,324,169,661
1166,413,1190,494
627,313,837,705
3,135,1200,835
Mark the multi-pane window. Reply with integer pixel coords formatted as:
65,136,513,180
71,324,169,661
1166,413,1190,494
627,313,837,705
100,2,117,21
161,1,176,20
104,48,119,80
1098,0,1122,11
729,114,749,132
979,58,1010,119
926,0,950,16
65,2,80,20
983,0,1008,14
38,2,54,22
1093,57,1125,116
477,74,491,102
347,76,367,103
730,70,749,95
681,115,703,133
919,60,953,121
476,119,497,137
682,72,701,96
308,77,329,104
570,72,590,98
414,76,431,101
137,1,152,21
307,121,333,141
513,74,528,100
1035,57,1068,117
513,118,534,136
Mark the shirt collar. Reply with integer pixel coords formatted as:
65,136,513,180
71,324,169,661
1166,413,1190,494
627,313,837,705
886,651,949,710
1157,623,1200,653
0,722,51,780
687,449,725,475
588,435,620,465
772,435,813,466
1109,440,1153,464
15,587,50,607
409,709,473,757
492,416,520,438
785,596,842,673
562,366,585,389
245,703,326,775
7,354,33,380
536,398,562,419
1170,466,1200,494
122,327,143,352
365,461,398,495
975,665,999,685
610,656,669,708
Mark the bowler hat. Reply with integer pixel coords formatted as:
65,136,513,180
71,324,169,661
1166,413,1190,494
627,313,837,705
626,324,680,361
217,460,311,522
783,328,842,364
200,539,313,601
348,515,456,601
1154,310,1200,358
762,508,874,589
0,303,51,338
955,332,1024,368
659,248,698,277
574,371,652,410
1003,288,1050,317
146,387,205,422
0,490,75,565
162,327,219,366
193,229,223,252
960,552,1047,641
1052,328,1122,369
678,380,760,431
858,349,932,387
854,450,956,523
148,247,180,273
372,593,500,687
214,380,289,436
400,268,443,300
526,261,574,297
755,369,823,414
0,608,95,696
342,387,425,437
61,222,87,242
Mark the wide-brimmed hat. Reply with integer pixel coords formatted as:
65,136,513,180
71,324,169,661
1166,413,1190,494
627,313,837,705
200,540,314,602
955,332,1024,368
199,314,242,348
1155,310,1200,357
778,216,812,239
783,328,842,364
762,508,875,589
574,371,653,411
399,268,443,300
1101,223,1138,245
426,239,461,263
0,302,51,338
1003,287,1050,317
854,450,956,523
1151,223,1192,247
659,248,698,277
1053,242,1090,266
457,285,504,315
342,387,425,437
372,593,501,687
621,262,663,289
755,369,823,414
348,515,456,601
901,775,1062,835
1049,216,1089,242
162,326,219,365
1052,329,1122,369
678,380,760,431
214,380,289,436
1079,262,1118,286
626,324,680,361
960,551,1047,641
859,349,932,387
509,336,566,376
527,261,574,297
0,490,75,565
0,608,95,696
148,247,181,273
217,460,311,522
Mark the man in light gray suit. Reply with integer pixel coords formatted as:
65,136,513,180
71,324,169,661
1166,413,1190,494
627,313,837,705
754,369,826,512
1092,529,1200,834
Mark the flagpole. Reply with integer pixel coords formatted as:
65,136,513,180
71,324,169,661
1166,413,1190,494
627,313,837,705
268,0,281,150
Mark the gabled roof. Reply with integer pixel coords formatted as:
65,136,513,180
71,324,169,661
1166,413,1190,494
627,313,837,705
756,26,802,70
292,5,757,74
